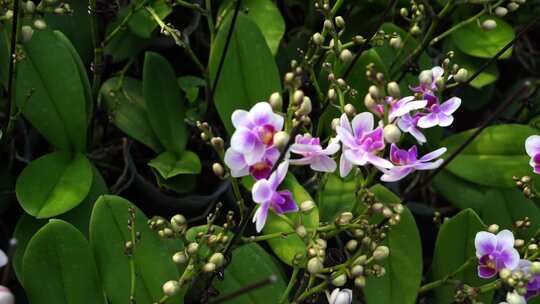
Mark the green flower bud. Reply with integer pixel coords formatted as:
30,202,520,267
273,131,290,150
354,276,366,288
312,32,324,46
495,6,508,17
454,68,468,83
331,273,347,287
172,251,188,264
269,92,282,111
33,19,47,30
162,280,180,296
307,258,324,274
209,252,225,267
373,246,390,261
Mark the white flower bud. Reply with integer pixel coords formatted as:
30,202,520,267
364,93,377,111
331,273,347,287
212,163,224,178
354,276,366,288
172,251,188,264
328,288,352,304
328,88,337,101
454,68,468,83
269,92,282,111
21,25,34,43
399,8,409,17
335,16,345,28
383,124,401,143
495,6,508,17
514,239,525,247
25,1,36,13
506,291,526,304
331,118,340,130
344,103,356,116
531,262,540,275
293,90,304,105
4,10,13,20
481,19,497,31
346,240,358,252
507,2,519,11
307,257,324,274
162,280,180,296
203,262,216,273
351,265,364,277
312,32,324,46
296,225,307,238
209,252,225,267
410,25,421,36
273,131,290,150
373,246,390,261
387,81,401,98
324,20,333,30
368,85,380,99
389,36,402,49
33,19,47,30
337,212,353,225
300,200,315,212
339,49,353,63
419,70,433,85
487,224,499,234
296,96,312,116
186,242,199,255
499,268,512,279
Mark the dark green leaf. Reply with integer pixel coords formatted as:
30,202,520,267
178,76,205,103
16,151,93,218
148,150,202,179
128,0,172,38
22,220,106,304
209,13,281,134
317,173,356,222
433,170,490,211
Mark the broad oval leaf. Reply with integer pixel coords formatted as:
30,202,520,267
22,219,106,304
263,174,319,266
209,13,281,134
90,195,182,303
16,29,88,152
364,186,422,304
101,77,163,152
148,150,202,179
214,243,287,303
433,170,490,211
143,52,188,153
16,151,93,218
451,16,514,59
430,209,490,304
317,173,356,222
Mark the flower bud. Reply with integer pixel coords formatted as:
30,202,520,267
410,25,421,36
209,252,225,267
296,96,312,116
344,103,356,116
506,291,526,304
162,280,180,296
211,136,224,150
346,240,358,252
316,238,327,249
495,6,508,17
186,242,199,255
307,257,324,274
419,70,433,85
21,25,34,43
353,35,365,45
172,251,188,264
212,163,225,178
354,276,366,288
337,212,353,225
327,88,337,101
481,19,497,31
335,16,345,28
4,10,13,20
25,1,36,13
387,81,401,98
0,286,13,304
273,131,290,150
300,200,315,212
373,246,390,261
284,72,295,86
313,32,324,46
499,268,512,279
364,93,377,111
389,36,402,49
351,265,364,277
487,224,499,234
331,273,347,287
507,2,519,11
324,20,333,30
328,288,352,304
383,124,401,143
368,85,380,99
331,118,340,131
293,90,304,105
454,68,468,83
171,214,186,228
296,225,307,238
514,239,525,247
33,19,47,30
530,262,540,275
399,8,408,17
202,262,216,273
269,92,283,111
529,244,538,251
339,49,353,63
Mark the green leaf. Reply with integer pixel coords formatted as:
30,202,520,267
214,243,287,303
263,174,319,266
364,185,421,304
433,170,490,211
317,173,356,222
104,22,151,63
101,77,164,152
451,16,515,59
178,76,206,103
153,171,197,194
128,0,172,38
13,166,108,283
22,220,106,304
209,13,281,134
218,0,285,55
16,151,93,218
0,27,10,88
442,124,539,188
143,52,188,153
430,209,490,304
148,150,202,179
16,29,89,151
90,195,182,304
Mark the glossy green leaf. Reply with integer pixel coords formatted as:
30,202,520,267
101,77,163,152
214,243,287,303
433,170,490,211
209,13,281,134
317,173,356,222
90,195,182,304
263,174,319,266
22,220,106,304
153,171,197,194
0,27,10,88
442,124,539,188
430,209,490,304
148,150,202,179
365,185,422,304
451,16,515,59
13,167,108,283
143,52,188,153
218,0,285,55
16,29,88,151
16,151,93,218
104,21,151,63
128,0,172,38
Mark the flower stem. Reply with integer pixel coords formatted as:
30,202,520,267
295,280,328,302
279,267,299,304
418,257,475,294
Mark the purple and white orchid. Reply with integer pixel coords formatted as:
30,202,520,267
526,135,540,174
387,96,428,122
411,66,445,95
225,102,284,179
377,144,446,182
513,260,540,299
397,113,426,144
475,230,520,279
289,135,340,172
337,113,393,177
252,161,298,232
417,97,461,129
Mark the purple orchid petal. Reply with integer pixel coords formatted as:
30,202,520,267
499,248,520,270
253,202,270,233
224,148,249,177
478,264,497,279
336,126,358,148
475,231,497,257
351,112,374,137
438,114,454,127
413,159,443,170
339,113,352,134
231,109,251,129
249,102,274,126
269,161,289,190
339,152,353,178
290,143,322,154
252,179,274,203
275,190,298,214
389,97,427,121
417,113,438,129
496,230,515,251
440,97,461,115
419,147,447,162
380,167,414,182
366,154,393,169
323,138,341,155
311,155,337,172
289,157,312,165
344,149,368,166
231,128,258,152
243,141,266,165
526,135,540,157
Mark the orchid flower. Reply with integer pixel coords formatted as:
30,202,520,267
378,144,446,182
397,113,427,144
417,97,461,129
525,135,540,174
0,249,6,269
327,288,352,304
500,291,527,304
475,230,520,279
337,113,393,177
289,135,340,172
387,96,427,122
411,66,444,95
0,286,14,304
512,260,540,299
225,147,279,180
252,161,298,232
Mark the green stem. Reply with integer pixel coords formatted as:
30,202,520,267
477,279,502,294
89,0,103,100
419,257,475,294
103,1,149,46
205,0,215,42
296,281,328,302
176,0,207,14
279,267,299,304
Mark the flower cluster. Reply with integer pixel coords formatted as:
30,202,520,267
526,135,540,175
475,229,540,302
224,66,460,232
